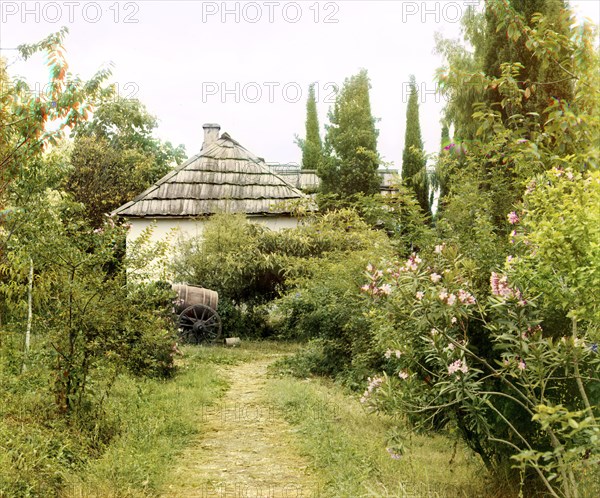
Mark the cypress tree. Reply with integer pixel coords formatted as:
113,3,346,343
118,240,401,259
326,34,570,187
320,69,380,197
401,75,430,216
300,83,323,170
431,123,451,214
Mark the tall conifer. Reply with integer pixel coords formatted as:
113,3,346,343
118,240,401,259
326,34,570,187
320,69,380,197
301,83,323,170
401,75,430,216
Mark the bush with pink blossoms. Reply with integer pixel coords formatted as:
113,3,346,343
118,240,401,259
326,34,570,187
359,242,599,497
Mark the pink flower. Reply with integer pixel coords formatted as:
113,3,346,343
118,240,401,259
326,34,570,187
398,370,409,380
395,350,402,359
507,212,519,225
490,272,515,298
439,289,448,301
457,289,476,305
448,359,468,375
434,244,445,254
447,343,455,351
361,284,370,293
384,349,392,359
431,328,439,336
416,291,425,301
379,284,392,295
517,359,526,370
451,317,457,324
430,273,442,283
404,253,422,272
447,294,457,306
361,376,384,403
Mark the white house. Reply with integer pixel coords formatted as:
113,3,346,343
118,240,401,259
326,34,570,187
112,124,307,256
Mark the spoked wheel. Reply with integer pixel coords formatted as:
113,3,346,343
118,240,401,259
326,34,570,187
178,304,222,344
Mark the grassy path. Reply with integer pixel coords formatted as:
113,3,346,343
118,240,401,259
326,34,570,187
161,354,321,497
62,343,494,497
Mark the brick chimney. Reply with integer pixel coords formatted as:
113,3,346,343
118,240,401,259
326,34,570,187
202,123,220,149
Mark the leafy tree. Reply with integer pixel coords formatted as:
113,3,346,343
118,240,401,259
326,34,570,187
1,29,176,420
319,69,381,198
66,97,186,226
66,136,154,227
297,83,323,170
401,75,430,216
437,0,575,141
0,28,111,257
434,0,597,237
483,0,573,123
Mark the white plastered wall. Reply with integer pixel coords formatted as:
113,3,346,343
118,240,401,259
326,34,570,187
125,216,299,281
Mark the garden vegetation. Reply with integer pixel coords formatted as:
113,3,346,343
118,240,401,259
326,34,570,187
1,1,598,497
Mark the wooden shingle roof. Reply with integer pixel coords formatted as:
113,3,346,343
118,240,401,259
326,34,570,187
112,132,306,218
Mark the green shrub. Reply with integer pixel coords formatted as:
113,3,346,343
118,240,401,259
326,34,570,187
270,212,393,384
360,235,599,497
172,209,394,341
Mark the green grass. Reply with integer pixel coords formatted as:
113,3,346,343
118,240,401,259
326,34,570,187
64,341,300,497
62,347,229,497
265,375,504,498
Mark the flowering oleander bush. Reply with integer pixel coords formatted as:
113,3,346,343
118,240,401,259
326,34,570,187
359,174,600,496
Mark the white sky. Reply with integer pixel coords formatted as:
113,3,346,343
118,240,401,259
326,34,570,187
1,1,598,170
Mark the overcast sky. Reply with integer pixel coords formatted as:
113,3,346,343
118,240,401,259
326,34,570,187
1,1,598,170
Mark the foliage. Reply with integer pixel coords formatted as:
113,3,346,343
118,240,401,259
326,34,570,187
401,75,430,216
269,211,393,384
171,214,284,306
359,231,598,496
2,197,176,412
350,188,434,252
433,0,598,268
66,97,186,227
172,210,394,340
354,8,600,494
482,0,573,125
319,69,381,198
297,83,323,171
1,28,111,257
510,169,600,323
66,135,156,227
430,123,451,212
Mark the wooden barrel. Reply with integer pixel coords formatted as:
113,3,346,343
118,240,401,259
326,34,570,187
172,284,219,312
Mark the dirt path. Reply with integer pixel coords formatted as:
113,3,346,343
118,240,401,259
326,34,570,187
162,357,320,498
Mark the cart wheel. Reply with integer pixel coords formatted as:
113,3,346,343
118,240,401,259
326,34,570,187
178,304,222,344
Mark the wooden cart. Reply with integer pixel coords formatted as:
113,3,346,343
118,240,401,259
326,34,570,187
172,284,222,344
